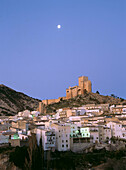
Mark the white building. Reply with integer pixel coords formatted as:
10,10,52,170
36,128,56,151
89,126,99,143
103,127,111,141
51,123,71,151
122,125,126,139
107,121,123,138
70,124,78,137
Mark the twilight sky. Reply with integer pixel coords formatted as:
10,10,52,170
0,0,126,100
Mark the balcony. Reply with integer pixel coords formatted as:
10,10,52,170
47,136,56,141
45,131,52,136
45,131,55,136
45,143,55,148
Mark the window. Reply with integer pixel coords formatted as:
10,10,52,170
66,134,67,137
66,144,68,147
62,140,64,143
59,136,60,138
62,145,64,147
66,140,68,143
59,130,60,132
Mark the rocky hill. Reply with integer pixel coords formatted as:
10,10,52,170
46,91,126,113
0,84,126,116
0,84,40,116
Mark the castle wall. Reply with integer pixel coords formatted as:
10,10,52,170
78,89,81,95
71,86,78,98
42,99,60,105
38,102,46,114
40,76,92,108
66,88,72,99
58,97,66,100
84,80,92,92
39,102,43,113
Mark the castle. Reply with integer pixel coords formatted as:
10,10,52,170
39,76,92,112
66,76,92,99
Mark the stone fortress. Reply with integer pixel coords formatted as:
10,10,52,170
41,76,92,106
66,76,92,99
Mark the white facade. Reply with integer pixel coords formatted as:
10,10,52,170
89,126,99,143
103,127,111,140
18,134,28,140
51,123,71,151
70,124,78,137
22,110,31,117
36,128,56,151
107,121,123,138
122,126,126,139
90,131,99,143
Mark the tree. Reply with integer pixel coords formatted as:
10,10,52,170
120,98,124,102
25,133,44,170
9,146,28,170
96,91,100,94
111,94,115,98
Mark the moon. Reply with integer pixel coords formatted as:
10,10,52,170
57,25,61,29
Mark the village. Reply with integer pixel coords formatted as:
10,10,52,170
0,76,126,154
1,101,126,153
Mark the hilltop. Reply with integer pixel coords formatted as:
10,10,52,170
0,84,40,116
0,84,126,116
46,91,126,113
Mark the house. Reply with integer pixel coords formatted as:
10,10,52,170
110,105,126,114
51,123,71,151
89,126,99,143
107,121,123,138
36,128,56,151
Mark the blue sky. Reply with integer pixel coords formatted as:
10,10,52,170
0,0,126,99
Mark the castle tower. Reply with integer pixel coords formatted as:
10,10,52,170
38,102,47,114
66,87,73,99
84,80,92,92
78,76,92,93
78,76,88,88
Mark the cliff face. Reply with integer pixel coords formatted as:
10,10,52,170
0,85,40,116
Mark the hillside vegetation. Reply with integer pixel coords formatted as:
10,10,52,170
0,84,40,116
46,91,126,113
0,84,125,116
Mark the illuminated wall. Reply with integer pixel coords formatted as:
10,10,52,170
70,126,90,138
80,128,90,138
